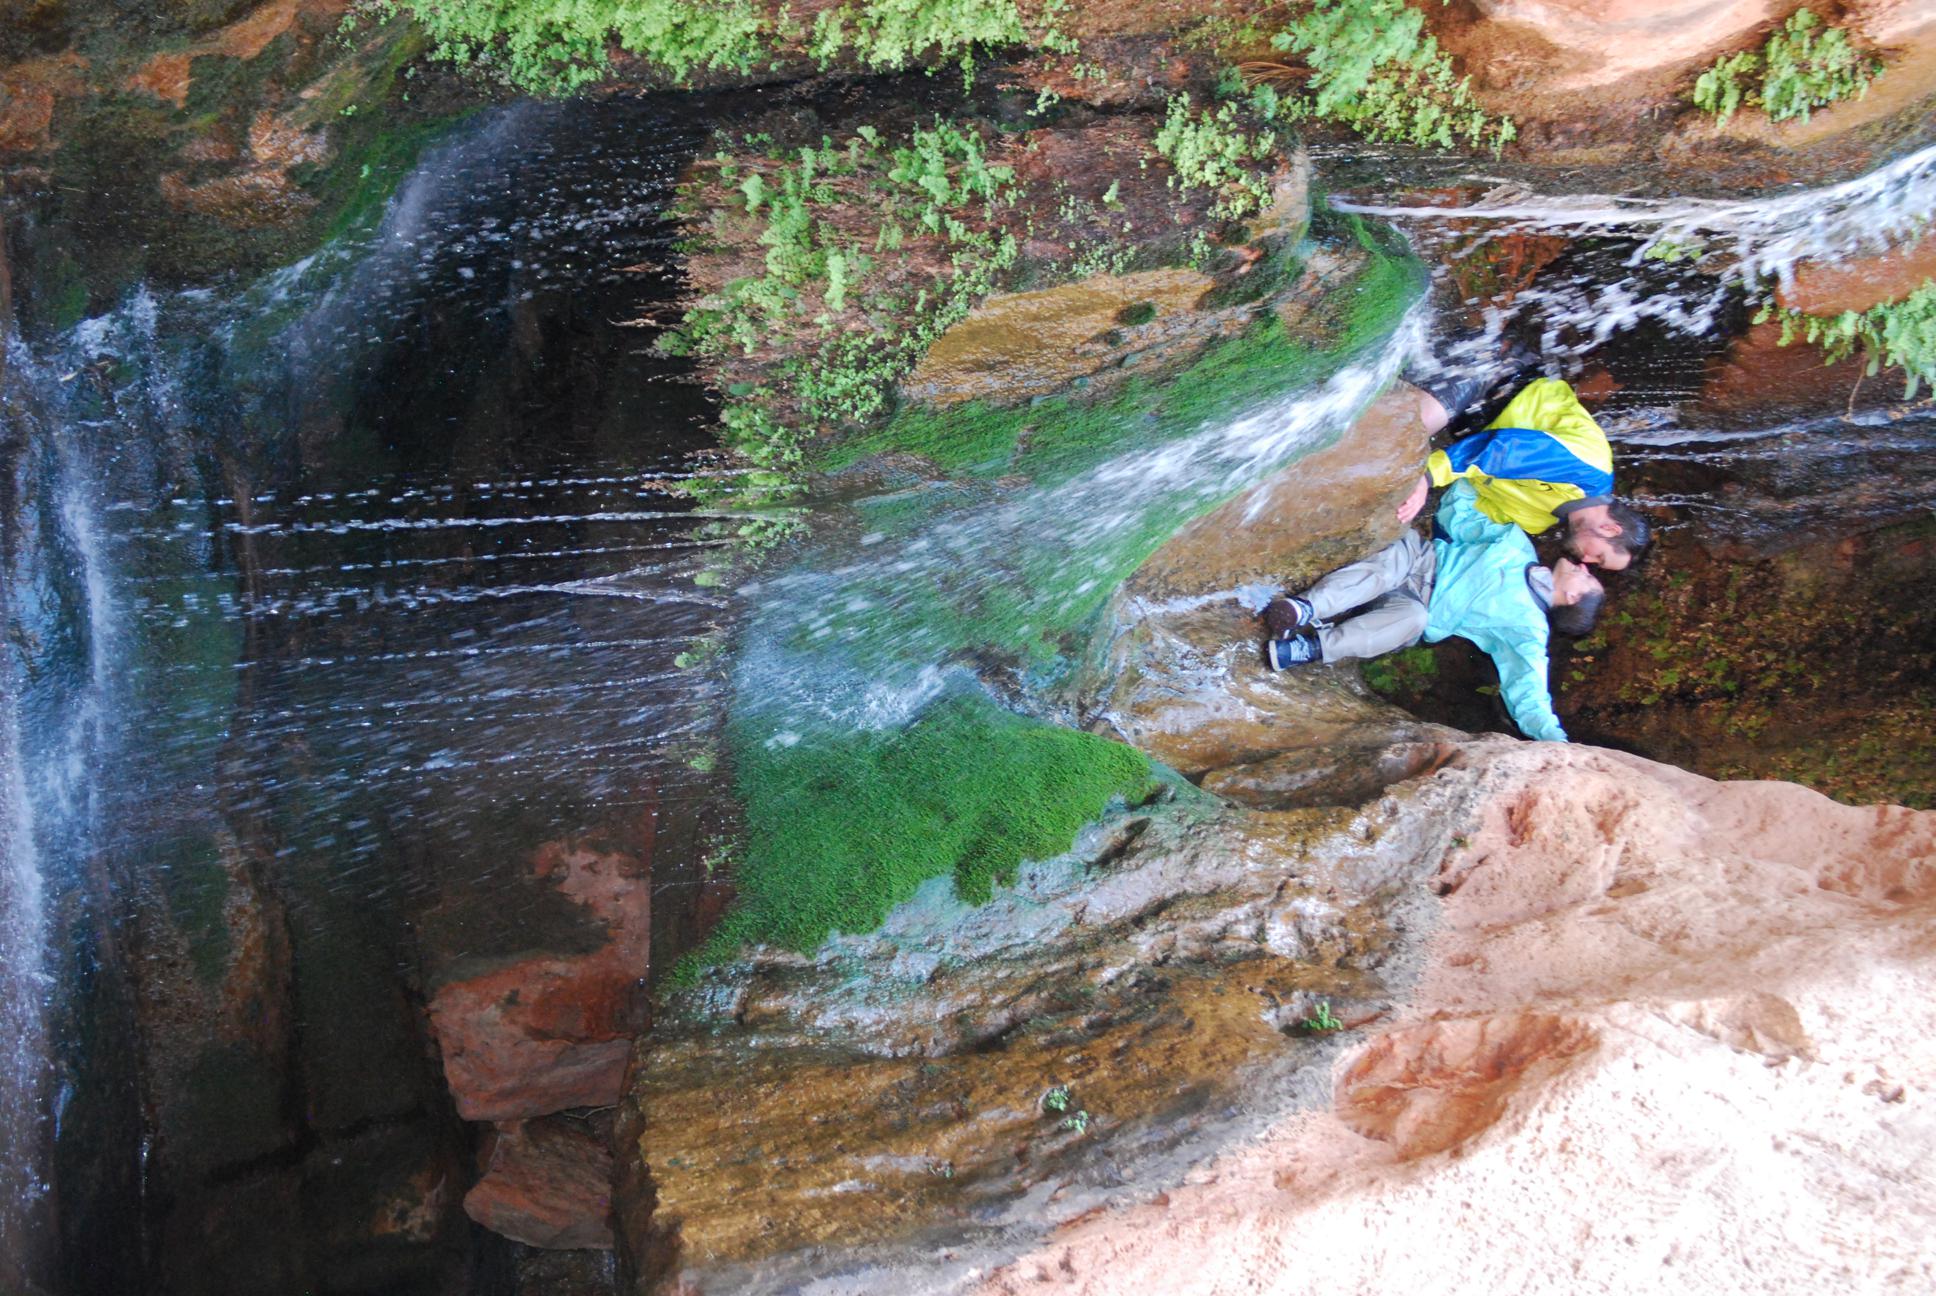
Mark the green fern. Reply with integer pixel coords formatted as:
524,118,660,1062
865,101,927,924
810,0,1029,76
1153,94,1278,221
360,0,768,94
372,0,1070,93
1691,9,1882,127
1265,0,1515,155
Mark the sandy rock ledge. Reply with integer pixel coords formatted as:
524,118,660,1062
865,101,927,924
979,742,1936,1296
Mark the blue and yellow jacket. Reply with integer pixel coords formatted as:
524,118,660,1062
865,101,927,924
1424,378,1613,535
1426,481,1567,743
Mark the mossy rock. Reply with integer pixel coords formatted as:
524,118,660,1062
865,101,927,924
680,690,1157,971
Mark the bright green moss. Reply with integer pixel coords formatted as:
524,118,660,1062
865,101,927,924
683,692,1156,970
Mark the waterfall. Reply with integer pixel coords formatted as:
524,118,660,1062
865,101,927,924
734,307,1427,731
0,325,124,1289
0,681,51,1287
1335,140,1936,368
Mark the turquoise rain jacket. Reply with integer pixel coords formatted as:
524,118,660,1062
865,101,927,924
1424,480,1567,743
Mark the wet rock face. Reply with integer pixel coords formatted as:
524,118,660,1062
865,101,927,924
1701,227,1936,421
679,101,1311,441
619,781,1461,1293
425,828,653,1121
1427,0,1936,181
609,360,1466,1294
0,0,470,326
1079,383,1452,782
128,824,475,1296
903,265,1244,409
465,1115,617,1251
1554,517,1936,809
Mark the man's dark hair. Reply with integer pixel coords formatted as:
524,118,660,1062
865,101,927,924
1549,590,1604,638
1607,501,1651,561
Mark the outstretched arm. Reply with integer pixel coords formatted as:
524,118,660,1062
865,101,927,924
1492,636,1568,743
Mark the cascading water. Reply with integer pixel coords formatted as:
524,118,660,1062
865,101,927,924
1328,140,1936,540
737,313,1425,731
1331,139,1935,375
0,661,51,1293
1,94,746,1294
0,318,135,1292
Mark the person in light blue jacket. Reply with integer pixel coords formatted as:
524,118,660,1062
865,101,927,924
1260,479,1603,743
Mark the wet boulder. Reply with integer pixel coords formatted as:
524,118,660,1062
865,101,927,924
464,1115,616,1251
424,829,653,1122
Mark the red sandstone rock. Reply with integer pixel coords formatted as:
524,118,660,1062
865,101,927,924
427,833,652,1122
1464,0,1775,89
464,1117,615,1251
1776,230,1936,315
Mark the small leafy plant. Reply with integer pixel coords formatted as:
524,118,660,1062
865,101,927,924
1153,93,1279,221
1361,643,1440,696
1303,1000,1344,1032
1692,9,1882,127
1251,0,1516,155
368,0,1073,94
1043,1084,1090,1132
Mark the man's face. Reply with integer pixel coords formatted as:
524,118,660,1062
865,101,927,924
1563,520,1631,571
1550,556,1604,606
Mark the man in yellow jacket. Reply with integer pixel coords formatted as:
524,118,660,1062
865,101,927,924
1396,377,1651,571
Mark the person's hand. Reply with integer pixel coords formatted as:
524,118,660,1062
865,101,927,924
1395,474,1429,525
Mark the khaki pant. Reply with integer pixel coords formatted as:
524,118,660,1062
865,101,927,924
1305,532,1437,662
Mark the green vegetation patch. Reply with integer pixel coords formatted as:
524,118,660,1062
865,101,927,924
1361,643,1440,696
683,692,1157,969
1757,278,1936,398
824,214,1418,486
1153,93,1280,221
359,0,771,93
665,118,1023,535
1692,9,1882,127
1560,519,1936,809
370,0,1070,94
1252,0,1515,154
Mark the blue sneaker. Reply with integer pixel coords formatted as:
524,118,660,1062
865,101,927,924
1266,634,1321,670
